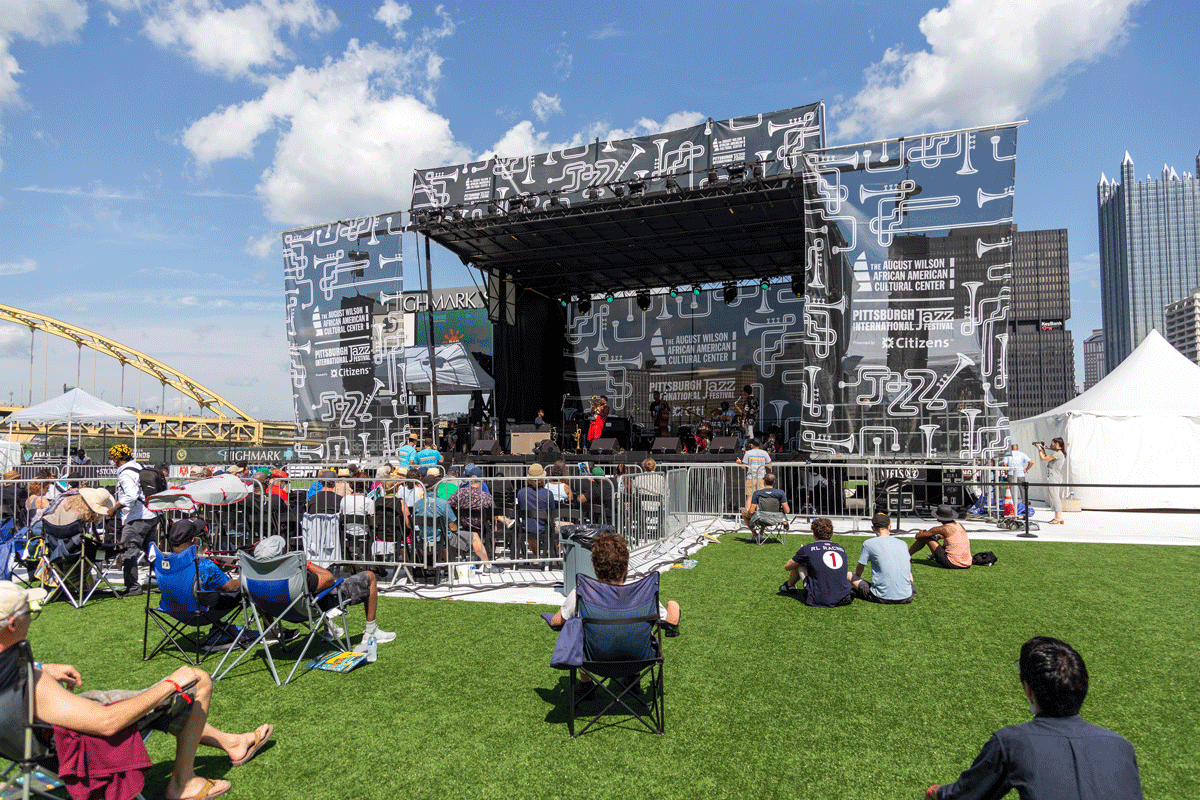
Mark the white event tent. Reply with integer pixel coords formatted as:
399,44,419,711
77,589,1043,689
1011,330,1200,510
6,388,138,462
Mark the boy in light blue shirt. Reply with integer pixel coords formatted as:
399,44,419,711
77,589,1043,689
849,512,914,604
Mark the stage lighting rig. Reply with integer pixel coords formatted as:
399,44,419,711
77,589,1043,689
706,168,720,187
559,297,569,308
628,179,646,198
605,292,615,304
612,183,626,198
723,282,737,304
548,191,563,208
669,286,679,298
347,250,369,261
727,163,746,182
691,284,702,296
586,186,600,201
751,162,765,180
450,208,464,221
508,195,526,214
791,274,805,296
486,200,500,216
416,211,430,226
664,175,680,193
524,195,538,210
577,295,592,314
759,278,770,291
636,292,650,311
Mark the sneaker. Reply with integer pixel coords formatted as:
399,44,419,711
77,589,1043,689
482,564,504,574
121,585,143,597
779,582,798,595
324,617,345,640
202,626,237,652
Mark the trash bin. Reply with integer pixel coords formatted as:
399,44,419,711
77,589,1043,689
558,524,614,596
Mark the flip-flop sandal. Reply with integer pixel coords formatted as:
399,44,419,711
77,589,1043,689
166,778,231,800
230,723,273,766
1048,520,1065,525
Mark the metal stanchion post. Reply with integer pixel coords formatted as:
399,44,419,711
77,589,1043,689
1018,480,1037,538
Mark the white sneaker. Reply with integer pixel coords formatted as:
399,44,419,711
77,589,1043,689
366,628,396,645
324,617,345,639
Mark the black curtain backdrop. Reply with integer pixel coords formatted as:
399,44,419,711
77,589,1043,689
497,290,567,428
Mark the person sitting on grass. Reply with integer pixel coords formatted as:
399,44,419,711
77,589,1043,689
741,472,790,542
251,535,395,653
848,512,914,604
909,504,972,570
926,636,1143,800
779,517,852,607
549,533,680,689
1,581,273,800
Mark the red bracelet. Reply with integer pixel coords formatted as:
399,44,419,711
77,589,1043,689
164,679,192,703
927,785,941,799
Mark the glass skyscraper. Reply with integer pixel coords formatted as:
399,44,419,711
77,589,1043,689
1097,151,1200,372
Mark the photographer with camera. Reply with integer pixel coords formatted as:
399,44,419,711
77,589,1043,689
1035,438,1069,525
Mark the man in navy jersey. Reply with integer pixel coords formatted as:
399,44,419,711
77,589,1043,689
779,517,852,607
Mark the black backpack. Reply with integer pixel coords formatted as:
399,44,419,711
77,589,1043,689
123,464,168,501
972,551,998,566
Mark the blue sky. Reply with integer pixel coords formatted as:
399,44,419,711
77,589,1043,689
1,0,1196,421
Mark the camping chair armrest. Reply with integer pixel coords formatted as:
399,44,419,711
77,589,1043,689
314,577,344,602
540,611,562,631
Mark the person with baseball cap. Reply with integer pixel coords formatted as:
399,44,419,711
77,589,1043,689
909,505,972,569
0,580,273,800
848,512,915,604
106,444,159,596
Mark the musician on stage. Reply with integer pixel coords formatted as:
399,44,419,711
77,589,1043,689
649,391,671,437
716,401,737,432
738,385,760,442
587,395,609,446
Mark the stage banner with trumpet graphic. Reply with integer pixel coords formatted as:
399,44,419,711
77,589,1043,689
281,215,407,461
564,123,1020,459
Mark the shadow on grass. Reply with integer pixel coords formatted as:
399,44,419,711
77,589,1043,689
535,675,665,736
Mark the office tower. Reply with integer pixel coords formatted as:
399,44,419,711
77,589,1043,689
1164,289,1200,366
1083,329,1106,390
1006,227,1076,419
1097,151,1200,372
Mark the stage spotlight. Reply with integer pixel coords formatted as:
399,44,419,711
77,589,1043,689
587,186,600,201
508,195,525,213
727,163,746,182
451,208,464,221
559,297,569,308
629,179,646,197
791,274,805,296
664,175,680,193
636,292,650,311
577,296,592,314
612,183,626,198
669,286,678,298
751,162,765,180
524,196,538,210
723,282,737,304
549,191,562,208
605,293,615,304
347,250,369,262
487,200,500,216
760,278,770,291
706,168,720,186
416,211,430,226
691,284,702,296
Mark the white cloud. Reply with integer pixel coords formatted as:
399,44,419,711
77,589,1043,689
485,120,549,159
601,111,707,142
142,0,339,80
552,39,571,79
0,258,37,275
374,0,411,37
588,23,622,40
531,91,561,123
107,9,119,26
183,39,471,225
0,0,88,170
483,111,708,161
244,232,277,259
0,323,31,357
834,0,1140,141
17,181,144,200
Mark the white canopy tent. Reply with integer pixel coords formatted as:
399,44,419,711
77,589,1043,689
6,388,138,465
404,342,495,394
1011,330,1200,510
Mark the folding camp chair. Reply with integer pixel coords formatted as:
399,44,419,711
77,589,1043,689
411,503,450,582
143,542,242,666
212,550,352,686
747,496,789,545
36,520,119,609
567,573,667,737
300,513,341,568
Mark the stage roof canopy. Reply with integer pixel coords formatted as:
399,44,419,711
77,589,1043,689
409,103,825,299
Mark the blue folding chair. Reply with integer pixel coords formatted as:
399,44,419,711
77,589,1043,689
213,550,352,686
143,542,241,666
567,573,668,737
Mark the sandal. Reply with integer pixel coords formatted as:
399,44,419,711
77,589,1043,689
230,723,273,766
166,778,231,800
1048,519,1064,525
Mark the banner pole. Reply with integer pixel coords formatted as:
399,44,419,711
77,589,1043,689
424,233,439,435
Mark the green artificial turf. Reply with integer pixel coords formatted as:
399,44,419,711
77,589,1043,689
22,534,1200,799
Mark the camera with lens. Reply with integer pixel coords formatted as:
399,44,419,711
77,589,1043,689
1032,441,1046,448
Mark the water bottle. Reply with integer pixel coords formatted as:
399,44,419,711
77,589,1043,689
366,629,378,663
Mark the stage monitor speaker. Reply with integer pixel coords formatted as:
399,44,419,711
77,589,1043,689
470,439,501,456
588,437,618,455
650,437,681,454
510,430,551,456
709,436,739,454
